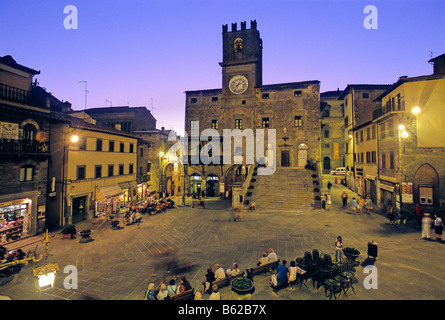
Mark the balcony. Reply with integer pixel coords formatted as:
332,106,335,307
0,139,49,154
0,84,31,104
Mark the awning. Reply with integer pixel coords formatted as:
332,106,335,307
96,185,124,202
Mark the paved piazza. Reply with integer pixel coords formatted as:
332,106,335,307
1,176,444,300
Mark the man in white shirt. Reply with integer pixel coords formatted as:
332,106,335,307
268,248,278,262
214,264,225,280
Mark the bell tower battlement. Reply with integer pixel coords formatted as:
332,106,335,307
220,20,263,96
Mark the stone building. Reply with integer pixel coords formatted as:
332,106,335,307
338,84,392,192
84,106,175,200
373,53,445,214
0,55,68,238
183,21,321,209
320,90,344,173
47,112,138,227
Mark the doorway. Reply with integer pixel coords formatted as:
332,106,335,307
297,144,308,167
281,150,290,167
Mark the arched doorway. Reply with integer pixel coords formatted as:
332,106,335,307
165,163,181,197
224,165,248,198
297,143,308,167
414,163,439,208
323,156,331,171
206,174,220,197
189,173,202,196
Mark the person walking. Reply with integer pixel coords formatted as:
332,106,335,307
434,214,444,242
386,203,395,224
415,204,423,229
341,191,348,208
358,197,365,214
365,196,373,214
327,181,332,191
421,213,433,240
326,192,332,211
351,197,357,215
334,236,343,264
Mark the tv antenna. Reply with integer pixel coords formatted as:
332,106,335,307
150,98,156,114
78,81,88,109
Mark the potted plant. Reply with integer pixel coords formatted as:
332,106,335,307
343,247,360,260
231,277,254,295
61,224,76,239
79,229,93,243
79,229,91,238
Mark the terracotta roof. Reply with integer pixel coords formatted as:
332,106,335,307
0,55,40,75
337,84,393,100
374,73,445,101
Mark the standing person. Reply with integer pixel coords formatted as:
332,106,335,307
326,192,332,211
335,177,338,185
351,197,357,215
327,181,332,191
387,203,395,224
365,196,373,214
434,214,444,242
334,236,343,263
422,213,433,240
321,194,327,210
415,204,424,228
358,197,365,214
341,192,348,208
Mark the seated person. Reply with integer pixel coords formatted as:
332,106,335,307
214,264,226,280
209,284,220,300
226,263,241,277
275,260,289,286
201,266,215,294
268,248,278,262
257,252,269,266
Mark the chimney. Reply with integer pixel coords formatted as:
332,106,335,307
428,53,445,75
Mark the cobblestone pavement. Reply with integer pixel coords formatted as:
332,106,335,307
1,175,444,300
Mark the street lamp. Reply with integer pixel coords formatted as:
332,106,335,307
70,135,79,143
33,230,59,290
61,130,79,226
411,106,421,115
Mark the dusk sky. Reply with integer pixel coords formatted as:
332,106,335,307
1,0,444,135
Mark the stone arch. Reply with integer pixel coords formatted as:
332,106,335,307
323,156,331,170
414,163,439,208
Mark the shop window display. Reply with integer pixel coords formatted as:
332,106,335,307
0,203,28,242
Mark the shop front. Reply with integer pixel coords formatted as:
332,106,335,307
71,195,88,223
0,192,38,243
95,185,125,217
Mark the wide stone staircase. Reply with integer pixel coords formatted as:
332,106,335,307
244,166,322,211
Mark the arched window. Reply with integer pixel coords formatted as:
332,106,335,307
23,124,36,149
323,157,331,170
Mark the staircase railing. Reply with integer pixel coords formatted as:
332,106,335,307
240,164,256,207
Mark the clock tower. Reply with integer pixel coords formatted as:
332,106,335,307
220,20,263,100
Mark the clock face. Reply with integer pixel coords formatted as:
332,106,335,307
229,75,248,94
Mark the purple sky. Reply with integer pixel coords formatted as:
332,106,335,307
1,0,444,135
